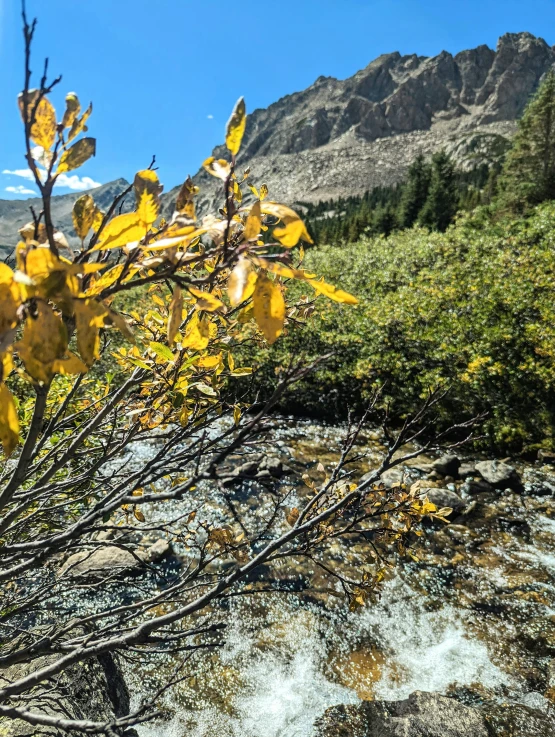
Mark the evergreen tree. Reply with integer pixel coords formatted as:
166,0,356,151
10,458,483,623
398,154,431,228
418,151,458,231
499,70,555,212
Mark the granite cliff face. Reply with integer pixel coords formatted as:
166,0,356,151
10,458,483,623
177,31,555,213
1,32,554,247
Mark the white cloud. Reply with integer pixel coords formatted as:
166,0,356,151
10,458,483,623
5,185,38,195
2,168,101,191
55,174,101,191
207,114,214,119
2,168,35,181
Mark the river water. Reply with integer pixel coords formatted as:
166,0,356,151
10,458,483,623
127,419,555,736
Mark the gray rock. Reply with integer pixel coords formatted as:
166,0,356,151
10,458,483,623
360,466,418,489
458,462,477,478
538,449,555,465
259,456,285,478
461,478,494,495
313,691,489,736
423,487,465,514
432,454,461,477
58,539,171,579
0,649,137,736
475,460,523,491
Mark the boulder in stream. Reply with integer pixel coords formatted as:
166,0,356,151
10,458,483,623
475,460,523,492
58,539,172,580
313,691,489,736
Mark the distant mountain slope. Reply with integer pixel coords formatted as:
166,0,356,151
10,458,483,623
0,179,130,250
163,31,555,214
2,32,554,248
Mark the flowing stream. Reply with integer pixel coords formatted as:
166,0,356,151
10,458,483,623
124,419,555,736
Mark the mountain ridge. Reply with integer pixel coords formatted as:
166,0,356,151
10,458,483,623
2,31,554,247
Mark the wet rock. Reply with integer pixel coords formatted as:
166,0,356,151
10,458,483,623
432,454,461,477
313,691,489,736
361,466,418,488
538,449,555,465
483,700,555,737
497,517,531,541
424,487,465,515
0,648,137,736
461,478,494,495
475,460,524,492
458,462,477,478
259,456,288,477
58,539,172,580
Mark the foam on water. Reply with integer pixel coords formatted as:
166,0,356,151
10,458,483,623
135,577,511,737
355,579,511,700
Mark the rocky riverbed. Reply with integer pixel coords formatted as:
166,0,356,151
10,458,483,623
108,418,555,737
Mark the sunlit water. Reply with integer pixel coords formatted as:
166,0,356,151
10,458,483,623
122,419,555,736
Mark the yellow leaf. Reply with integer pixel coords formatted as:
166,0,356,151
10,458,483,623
134,507,145,523
57,138,96,174
72,194,96,241
74,299,108,366
203,157,231,181
0,266,21,340
227,353,235,371
228,258,256,307
261,202,313,247
67,102,92,143
251,256,310,281
85,263,126,295
189,287,224,312
174,176,198,220
286,507,300,526
106,309,135,343
182,313,210,351
244,200,261,242
0,383,19,457
52,351,88,376
30,96,57,150
62,92,81,129
15,303,68,384
253,273,285,344
134,169,163,228
233,405,241,426
196,353,222,369
226,97,247,156
93,212,147,251
167,287,183,345
259,184,268,201
308,278,358,305
233,179,243,203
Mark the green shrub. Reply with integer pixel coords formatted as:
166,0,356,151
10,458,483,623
239,203,555,452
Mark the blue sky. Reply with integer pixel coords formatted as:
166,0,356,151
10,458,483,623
1,0,554,199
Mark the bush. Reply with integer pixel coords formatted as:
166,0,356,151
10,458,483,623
239,204,555,452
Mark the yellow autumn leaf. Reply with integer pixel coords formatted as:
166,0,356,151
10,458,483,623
67,102,92,143
226,97,247,156
228,258,256,307
244,200,261,241
196,353,222,369
253,273,285,344
134,170,163,228
174,176,198,220
57,137,96,173
29,96,57,150
189,287,224,313
203,157,232,181
261,202,313,247
15,303,68,384
92,212,147,251
0,265,21,341
182,313,211,351
233,405,241,426
308,278,359,305
0,383,19,457
259,184,268,200
167,287,183,345
52,351,88,376
72,194,96,241
74,298,108,366
61,92,81,129
286,507,300,526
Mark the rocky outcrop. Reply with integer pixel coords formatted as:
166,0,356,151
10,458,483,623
313,691,555,737
2,32,554,248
